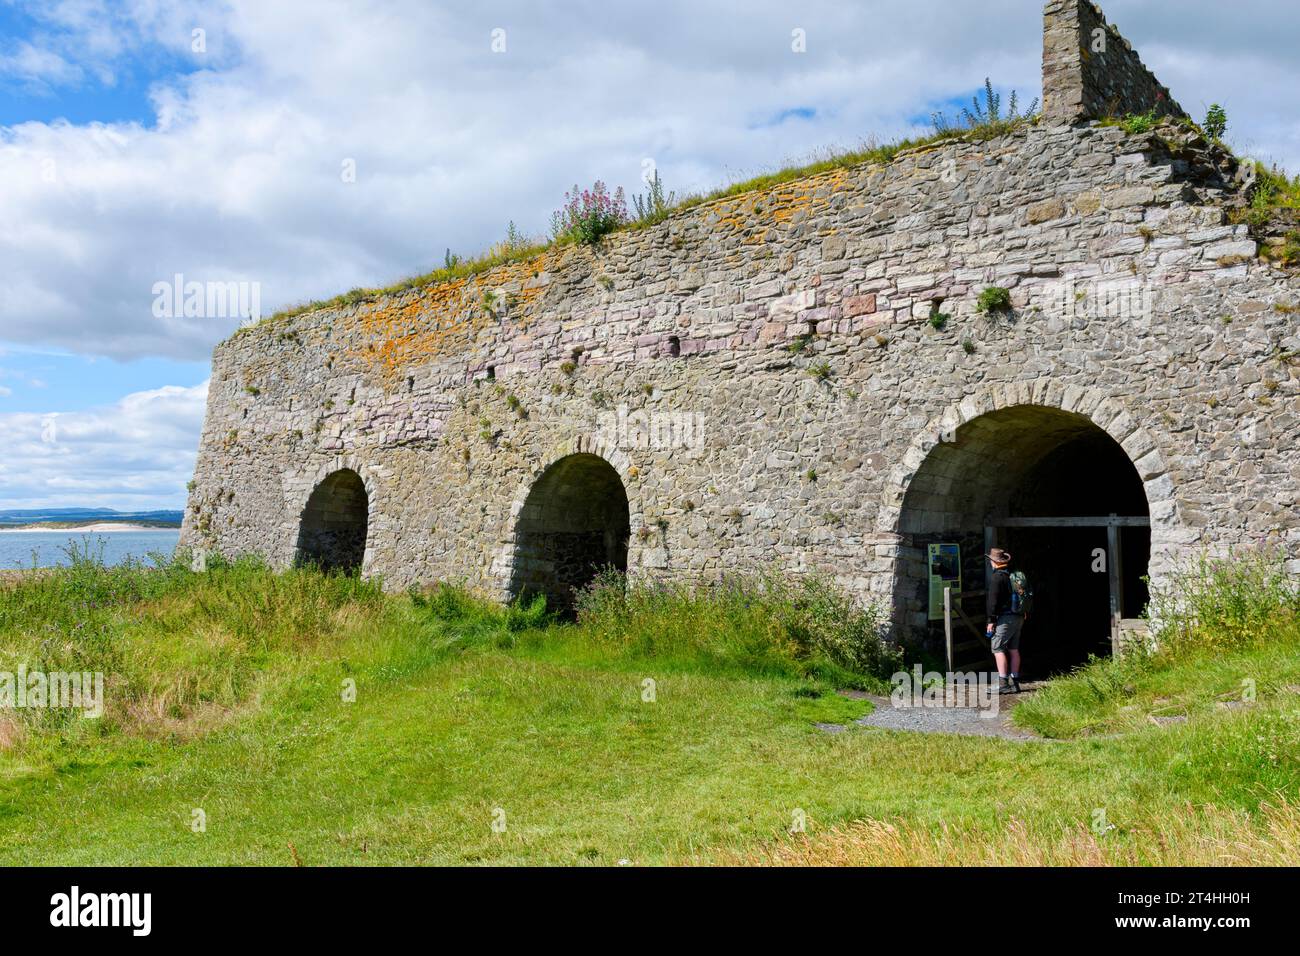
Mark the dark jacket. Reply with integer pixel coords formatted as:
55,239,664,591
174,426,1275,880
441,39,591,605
987,568,1014,624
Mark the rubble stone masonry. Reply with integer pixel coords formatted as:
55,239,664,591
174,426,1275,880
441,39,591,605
181,2,1299,637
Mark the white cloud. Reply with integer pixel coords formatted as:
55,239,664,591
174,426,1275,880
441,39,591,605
0,0,234,89
3,0,1046,361
0,0,1297,514
0,381,207,509
2,1,1296,361
0,41,85,89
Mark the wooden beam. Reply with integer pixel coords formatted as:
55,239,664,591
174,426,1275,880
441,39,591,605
983,526,996,599
992,515,1149,528
1107,522,1122,657
1112,518,1126,621
943,587,954,673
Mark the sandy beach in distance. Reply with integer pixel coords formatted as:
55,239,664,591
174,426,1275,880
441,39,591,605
0,523,177,533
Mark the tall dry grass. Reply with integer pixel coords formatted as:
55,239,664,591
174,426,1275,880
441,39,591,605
0,545,391,741
705,799,1300,867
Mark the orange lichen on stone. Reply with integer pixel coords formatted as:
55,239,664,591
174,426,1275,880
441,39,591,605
702,166,852,246
345,252,555,381
320,163,864,384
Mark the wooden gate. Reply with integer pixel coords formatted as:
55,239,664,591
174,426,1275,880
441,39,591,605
984,514,1149,656
942,586,995,672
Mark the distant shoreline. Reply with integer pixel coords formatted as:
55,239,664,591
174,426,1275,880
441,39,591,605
0,522,181,533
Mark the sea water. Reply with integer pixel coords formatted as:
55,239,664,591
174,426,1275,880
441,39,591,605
0,530,180,570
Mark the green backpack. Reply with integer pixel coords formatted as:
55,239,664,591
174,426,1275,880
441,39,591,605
1009,571,1033,616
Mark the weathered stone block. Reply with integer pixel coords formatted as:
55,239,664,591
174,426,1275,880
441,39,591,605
1027,198,1066,224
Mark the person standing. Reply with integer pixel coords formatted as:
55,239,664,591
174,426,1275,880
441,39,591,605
985,548,1025,694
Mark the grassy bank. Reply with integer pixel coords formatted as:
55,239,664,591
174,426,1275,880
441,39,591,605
1014,552,1300,739
0,552,1296,865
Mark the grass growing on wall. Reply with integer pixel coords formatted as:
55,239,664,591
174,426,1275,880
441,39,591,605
258,239,553,329
1245,163,1300,220
1102,110,1300,249
239,100,1300,338
241,114,1042,333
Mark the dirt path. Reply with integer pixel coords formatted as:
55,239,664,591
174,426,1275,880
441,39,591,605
818,684,1048,742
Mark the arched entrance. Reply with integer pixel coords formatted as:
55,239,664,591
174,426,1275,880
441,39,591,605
509,453,630,613
295,468,369,573
894,404,1150,677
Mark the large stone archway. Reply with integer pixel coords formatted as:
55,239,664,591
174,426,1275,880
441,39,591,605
882,383,1176,674
501,439,635,613
294,468,370,573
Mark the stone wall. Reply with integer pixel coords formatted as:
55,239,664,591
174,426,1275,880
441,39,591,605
181,3,1300,644
1043,0,1186,125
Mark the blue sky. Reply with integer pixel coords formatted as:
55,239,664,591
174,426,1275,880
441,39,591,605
0,0,213,510
2,0,1298,511
0,0,211,394
0,2,163,125
0,347,206,413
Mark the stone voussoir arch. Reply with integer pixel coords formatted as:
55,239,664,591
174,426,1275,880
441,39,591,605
280,455,382,572
878,380,1178,536
492,433,642,598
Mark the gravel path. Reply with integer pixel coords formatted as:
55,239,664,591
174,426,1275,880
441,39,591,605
819,683,1047,742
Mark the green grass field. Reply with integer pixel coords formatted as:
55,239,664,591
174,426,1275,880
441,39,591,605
0,553,1296,865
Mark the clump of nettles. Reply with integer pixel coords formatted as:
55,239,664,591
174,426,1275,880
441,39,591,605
551,181,629,246
1203,103,1227,142
1148,550,1300,655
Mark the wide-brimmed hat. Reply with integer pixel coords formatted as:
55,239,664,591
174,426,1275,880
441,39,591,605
986,548,1012,564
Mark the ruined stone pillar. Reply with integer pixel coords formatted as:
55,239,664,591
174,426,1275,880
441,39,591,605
1042,0,1187,126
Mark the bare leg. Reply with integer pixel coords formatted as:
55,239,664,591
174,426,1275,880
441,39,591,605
1009,649,1021,676
994,651,1008,677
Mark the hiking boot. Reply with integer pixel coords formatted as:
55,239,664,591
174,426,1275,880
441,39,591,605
1008,677,1021,694
998,677,1014,695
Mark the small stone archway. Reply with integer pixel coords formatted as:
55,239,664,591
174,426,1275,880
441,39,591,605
294,467,371,573
882,382,1177,675
500,438,637,613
